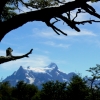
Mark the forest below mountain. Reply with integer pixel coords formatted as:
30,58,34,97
0,72,100,100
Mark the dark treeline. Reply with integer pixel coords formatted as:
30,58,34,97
0,65,100,100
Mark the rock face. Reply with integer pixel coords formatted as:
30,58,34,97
3,63,76,88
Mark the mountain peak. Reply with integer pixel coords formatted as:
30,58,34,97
17,66,25,74
19,66,23,69
48,62,58,70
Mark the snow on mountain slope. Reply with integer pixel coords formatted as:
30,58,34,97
3,63,76,88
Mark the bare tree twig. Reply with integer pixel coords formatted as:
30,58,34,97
58,15,80,32
72,9,85,21
75,20,100,25
46,21,67,35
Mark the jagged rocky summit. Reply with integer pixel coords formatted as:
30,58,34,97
3,63,76,88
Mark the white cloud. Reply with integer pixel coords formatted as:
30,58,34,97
43,51,50,54
0,49,51,70
58,43,70,48
33,48,50,54
70,11,89,21
65,29,97,36
42,41,70,48
32,29,68,40
0,54,51,70
2,41,18,47
32,28,96,40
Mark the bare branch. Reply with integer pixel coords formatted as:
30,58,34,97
75,20,100,25
58,15,80,32
66,11,71,20
45,21,67,35
72,9,85,21
0,0,82,41
1,0,100,42
0,49,33,64
51,17,60,24
81,3,100,19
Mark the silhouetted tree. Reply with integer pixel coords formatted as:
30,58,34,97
0,81,13,100
86,64,100,100
0,0,100,64
66,75,89,100
40,81,67,100
12,81,38,100
1,75,100,100
31,91,41,100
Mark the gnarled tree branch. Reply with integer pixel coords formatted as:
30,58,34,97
0,0,87,41
0,0,100,41
0,48,33,64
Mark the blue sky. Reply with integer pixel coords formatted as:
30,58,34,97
0,1,100,79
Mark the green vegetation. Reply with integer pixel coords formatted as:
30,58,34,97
1,65,100,100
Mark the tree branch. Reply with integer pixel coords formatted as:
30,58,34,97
72,9,86,21
0,1,83,41
75,20,100,25
0,0,100,42
46,21,67,35
58,14,80,32
0,49,33,64
81,3,100,19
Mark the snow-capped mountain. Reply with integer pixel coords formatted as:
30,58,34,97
3,63,76,88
